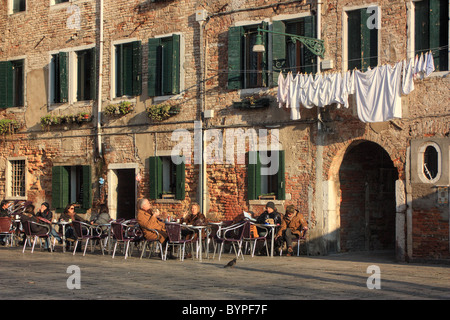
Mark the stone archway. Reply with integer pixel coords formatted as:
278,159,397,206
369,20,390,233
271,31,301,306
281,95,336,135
338,141,398,252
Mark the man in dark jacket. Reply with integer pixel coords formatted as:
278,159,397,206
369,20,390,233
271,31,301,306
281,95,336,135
255,202,282,255
0,200,10,217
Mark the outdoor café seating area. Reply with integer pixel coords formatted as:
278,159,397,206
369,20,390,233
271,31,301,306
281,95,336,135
0,201,308,261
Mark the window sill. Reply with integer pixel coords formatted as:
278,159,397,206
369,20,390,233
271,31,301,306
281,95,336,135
249,199,285,206
155,199,183,204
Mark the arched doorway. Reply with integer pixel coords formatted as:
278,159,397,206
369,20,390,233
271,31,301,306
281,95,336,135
338,141,398,252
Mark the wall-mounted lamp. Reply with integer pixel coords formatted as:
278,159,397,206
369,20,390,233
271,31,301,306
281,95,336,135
252,31,265,53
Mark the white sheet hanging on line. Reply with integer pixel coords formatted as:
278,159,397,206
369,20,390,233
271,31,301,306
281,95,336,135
402,58,415,95
354,62,403,123
277,72,290,108
289,73,301,120
425,51,435,76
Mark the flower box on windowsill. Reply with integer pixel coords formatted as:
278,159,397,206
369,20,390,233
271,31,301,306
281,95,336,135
233,97,271,109
258,195,276,200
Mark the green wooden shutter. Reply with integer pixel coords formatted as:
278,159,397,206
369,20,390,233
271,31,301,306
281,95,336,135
149,156,162,199
52,166,69,210
277,150,285,200
116,44,124,97
89,47,97,100
0,61,13,108
147,38,161,97
272,20,286,87
303,15,317,74
429,0,448,71
227,26,244,90
415,0,429,56
361,9,378,71
122,43,133,96
261,21,269,87
168,34,180,95
81,166,92,209
132,41,142,96
59,52,69,103
248,151,261,200
175,156,185,200
348,10,362,70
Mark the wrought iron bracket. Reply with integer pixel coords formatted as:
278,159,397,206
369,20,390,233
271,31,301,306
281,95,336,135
257,28,325,59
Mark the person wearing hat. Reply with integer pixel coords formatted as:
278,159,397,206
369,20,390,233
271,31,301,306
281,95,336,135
36,202,61,250
255,202,282,255
256,201,282,226
275,205,308,256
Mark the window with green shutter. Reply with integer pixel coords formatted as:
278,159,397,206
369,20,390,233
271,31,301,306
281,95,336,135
0,60,24,108
347,8,378,72
76,48,97,101
272,16,317,86
227,23,269,90
12,0,26,13
50,53,69,104
149,156,185,200
147,35,181,97
0,61,14,108
247,150,285,200
52,165,92,212
415,0,449,71
115,41,142,97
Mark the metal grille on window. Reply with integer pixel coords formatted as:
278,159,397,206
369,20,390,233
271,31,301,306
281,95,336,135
11,160,25,197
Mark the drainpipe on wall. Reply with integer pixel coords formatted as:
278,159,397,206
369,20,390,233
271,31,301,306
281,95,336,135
96,0,104,158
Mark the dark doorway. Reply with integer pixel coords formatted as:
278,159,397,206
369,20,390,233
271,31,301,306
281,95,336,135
339,141,398,252
116,169,136,220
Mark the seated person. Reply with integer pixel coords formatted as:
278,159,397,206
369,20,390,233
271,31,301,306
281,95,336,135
275,205,308,256
36,202,61,246
59,204,88,249
0,200,10,217
90,203,111,234
256,201,282,237
136,198,167,244
20,204,52,251
181,202,207,226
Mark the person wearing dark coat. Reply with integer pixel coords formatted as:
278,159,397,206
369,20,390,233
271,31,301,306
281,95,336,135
20,204,52,251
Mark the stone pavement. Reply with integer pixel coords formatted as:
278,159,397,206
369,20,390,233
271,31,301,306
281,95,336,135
0,245,449,301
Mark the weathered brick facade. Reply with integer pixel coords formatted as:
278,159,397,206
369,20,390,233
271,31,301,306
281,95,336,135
0,0,448,261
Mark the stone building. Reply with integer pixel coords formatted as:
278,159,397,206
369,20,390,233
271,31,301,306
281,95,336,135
0,0,448,262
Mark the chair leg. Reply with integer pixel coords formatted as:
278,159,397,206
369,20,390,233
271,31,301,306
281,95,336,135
31,236,37,253
218,242,224,261
22,237,28,253
112,241,118,258
73,240,78,255
140,241,147,259
125,242,130,259
83,239,89,256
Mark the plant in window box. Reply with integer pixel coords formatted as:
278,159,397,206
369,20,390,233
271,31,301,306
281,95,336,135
0,119,21,135
104,101,135,116
258,193,276,200
146,103,181,122
233,95,271,109
40,114,61,128
77,112,92,123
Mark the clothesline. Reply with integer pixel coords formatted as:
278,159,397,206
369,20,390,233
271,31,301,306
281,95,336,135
277,51,436,123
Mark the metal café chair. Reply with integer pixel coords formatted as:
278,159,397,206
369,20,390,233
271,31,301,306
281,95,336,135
243,221,270,257
110,221,142,259
213,220,247,261
0,217,15,247
139,225,164,260
21,220,52,253
164,222,195,261
71,220,104,256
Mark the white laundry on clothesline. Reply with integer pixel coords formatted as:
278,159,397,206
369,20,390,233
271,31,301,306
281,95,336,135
276,53,434,122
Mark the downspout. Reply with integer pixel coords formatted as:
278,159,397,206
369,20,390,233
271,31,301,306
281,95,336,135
198,18,206,213
97,0,104,157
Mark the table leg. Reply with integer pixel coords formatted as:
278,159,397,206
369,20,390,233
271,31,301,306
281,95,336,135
270,227,275,257
198,229,202,262
62,225,66,253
